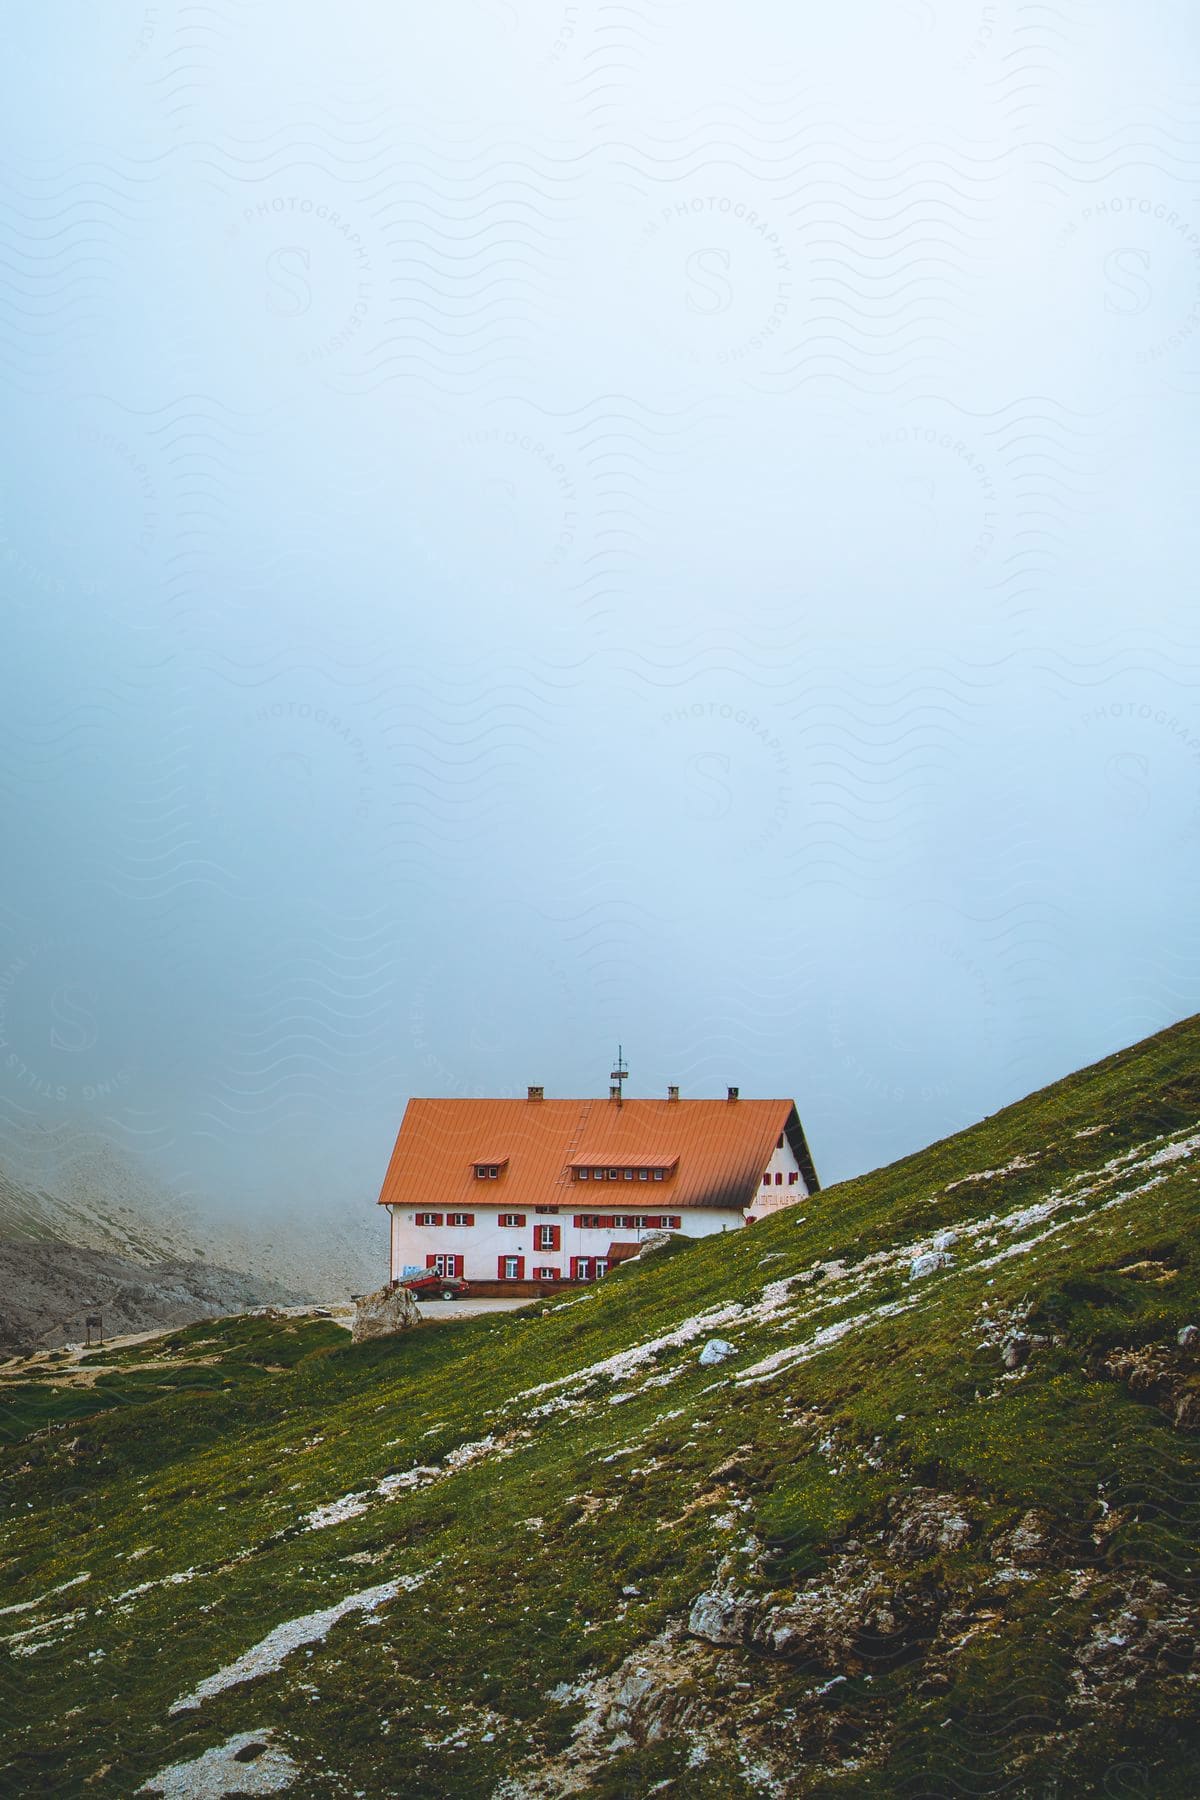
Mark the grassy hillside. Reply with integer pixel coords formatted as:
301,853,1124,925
2,1018,1199,1797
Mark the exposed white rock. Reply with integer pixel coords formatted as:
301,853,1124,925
168,1572,429,1714
137,1730,298,1796
698,1339,736,1367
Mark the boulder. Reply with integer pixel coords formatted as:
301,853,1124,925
632,1230,675,1259
932,1229,958,1252
1002,1333,1030,1370
1177,1324,1199,1351
909,1251,948,1281
351,1283,420,1344
698,1338,737,1367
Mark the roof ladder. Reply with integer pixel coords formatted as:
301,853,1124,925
556,1098,594,1186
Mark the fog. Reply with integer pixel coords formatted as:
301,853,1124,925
3,2,1198,1243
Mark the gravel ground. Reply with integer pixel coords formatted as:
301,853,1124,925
415,1298,534,1320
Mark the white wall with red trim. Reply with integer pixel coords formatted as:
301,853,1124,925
387,1196,763,1284
744,1129,810,1222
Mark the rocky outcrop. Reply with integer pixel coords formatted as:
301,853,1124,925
1101,1341,1200,1430
350,1283,420,1344
883,1488,975,1561
1070,1577,1199,1704
990,1508,1056,1567
689,1546,946,1671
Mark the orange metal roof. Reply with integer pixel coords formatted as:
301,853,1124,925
567,1151,679,1172
376,1096,819,1214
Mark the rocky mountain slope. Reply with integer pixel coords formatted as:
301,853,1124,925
0,1137,381,1350
2,1016,1199,1796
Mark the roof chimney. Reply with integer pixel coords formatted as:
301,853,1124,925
727,1085,739,1102
667,1084,679,1102
527,1085,544,1102
609,1083,621,1101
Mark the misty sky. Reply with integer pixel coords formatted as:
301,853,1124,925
2,2,1199,1234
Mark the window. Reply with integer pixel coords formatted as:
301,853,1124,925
666,1215,681,1229
578,1168,588,1179
607,1170,619,1181
535,1206,560,1215
427,1254,463,1278
623,1169,633,1180
447,1212,475,1227
533,1265,559,1280
775,1172,783,1186
788,1171,798,1186
653,1169,663,1181
594,1258,609,1278
638,1168,648,1180
415,1212,443,1227
571,1256,592,1281
474,1165,502,1180
498,1212,526,1228
762,1175,771,1187
498,1255,525,1280
534,1224,560,1252
778,1133,785,1149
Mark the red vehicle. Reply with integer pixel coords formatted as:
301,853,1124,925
397,1270,471,1302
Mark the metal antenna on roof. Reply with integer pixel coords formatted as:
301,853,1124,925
609,1044,628,1104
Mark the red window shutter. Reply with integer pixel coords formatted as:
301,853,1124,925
646,1216,660,1228
549,1224,561,1250
453,1255,464,1278
573,1214,583,1228
434,1213,444,1226
515,1257,525,1280
426,1254,437,1268
498,1255,506,1279
464,1214,474,1227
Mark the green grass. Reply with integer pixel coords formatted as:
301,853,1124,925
2,1016,1199,1796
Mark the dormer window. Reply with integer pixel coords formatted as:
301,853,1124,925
567,1155,678,1182
473,1156,509,1180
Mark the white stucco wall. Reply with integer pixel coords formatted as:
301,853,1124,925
743,1130,809,1222
387,1197,743,1284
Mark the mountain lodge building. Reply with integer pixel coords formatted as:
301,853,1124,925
376,1073,820,1290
